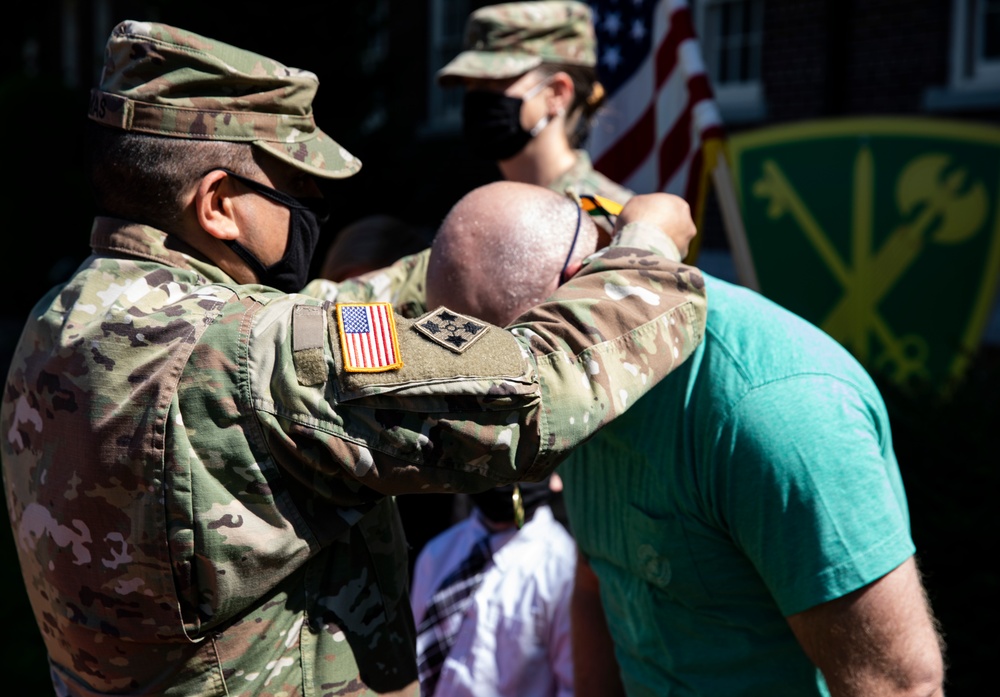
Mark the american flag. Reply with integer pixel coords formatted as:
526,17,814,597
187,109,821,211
586,0,724,228
337,303,402,372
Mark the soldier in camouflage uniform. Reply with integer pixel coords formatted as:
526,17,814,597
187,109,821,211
0,20,705,697
438,0,636,237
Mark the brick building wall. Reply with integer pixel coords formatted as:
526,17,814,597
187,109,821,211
759,0,831,121
845,0,950,114
759,1,954,122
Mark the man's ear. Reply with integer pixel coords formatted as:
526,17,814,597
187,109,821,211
195,170,240,241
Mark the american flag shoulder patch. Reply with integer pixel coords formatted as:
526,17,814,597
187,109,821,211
335,302,403,372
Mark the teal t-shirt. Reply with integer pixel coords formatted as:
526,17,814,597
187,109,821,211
560,274,914,696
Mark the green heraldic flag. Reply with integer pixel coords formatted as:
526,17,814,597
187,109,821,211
728,116,1000,394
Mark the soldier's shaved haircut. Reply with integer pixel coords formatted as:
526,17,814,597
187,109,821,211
427,180,599,326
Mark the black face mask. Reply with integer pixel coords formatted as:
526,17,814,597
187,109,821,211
462,85,552,162
218,168,330,293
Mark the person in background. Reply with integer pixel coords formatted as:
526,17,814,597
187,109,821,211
421,186,947,697
319,213,432,283
410,477,574,697
438,0,633,238
0,20,706,696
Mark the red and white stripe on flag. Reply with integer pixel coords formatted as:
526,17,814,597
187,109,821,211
336,302,403,372
587,0,724,227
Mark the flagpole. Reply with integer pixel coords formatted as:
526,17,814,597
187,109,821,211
711,150,760,291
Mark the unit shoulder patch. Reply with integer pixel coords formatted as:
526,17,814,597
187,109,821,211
413,307,490,353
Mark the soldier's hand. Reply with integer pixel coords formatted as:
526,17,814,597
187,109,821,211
615,193,696,260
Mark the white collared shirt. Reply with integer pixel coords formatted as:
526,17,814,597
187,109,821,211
410,505,576,697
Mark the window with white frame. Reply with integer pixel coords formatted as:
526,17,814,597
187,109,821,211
925,0,1000,110
426,0,472,131
692,0,766,123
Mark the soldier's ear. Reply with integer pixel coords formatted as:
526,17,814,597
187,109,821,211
549,71,575,113
195,170,241,241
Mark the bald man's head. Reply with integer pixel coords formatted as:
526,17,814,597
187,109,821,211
427,181,599,326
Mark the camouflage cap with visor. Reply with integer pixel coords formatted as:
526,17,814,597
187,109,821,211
437,1,596,86
88,20,360,180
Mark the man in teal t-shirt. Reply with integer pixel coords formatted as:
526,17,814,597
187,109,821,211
563,274,944,696
424,196,946,696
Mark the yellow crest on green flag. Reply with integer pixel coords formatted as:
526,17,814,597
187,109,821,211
728,117,1000,394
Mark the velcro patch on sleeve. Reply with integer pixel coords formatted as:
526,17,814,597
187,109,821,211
335,302,403,372
292,305,327,386
413,307,489,353
335,310,528,394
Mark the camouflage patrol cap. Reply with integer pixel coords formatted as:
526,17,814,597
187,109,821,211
437,1,596,86
88,20,361,179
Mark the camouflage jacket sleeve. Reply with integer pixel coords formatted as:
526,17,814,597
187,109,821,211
250,221,704,498
302,248,430,318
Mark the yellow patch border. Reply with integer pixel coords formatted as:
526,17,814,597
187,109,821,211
335,302,404,373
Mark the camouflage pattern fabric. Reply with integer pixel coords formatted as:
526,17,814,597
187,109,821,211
549,149,638,236
89,20,361,180
437,1,596,85
305,249,433,320
1,214,704,695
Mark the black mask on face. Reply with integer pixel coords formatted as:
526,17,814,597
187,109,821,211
462,81,553,162
218,168,330,293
